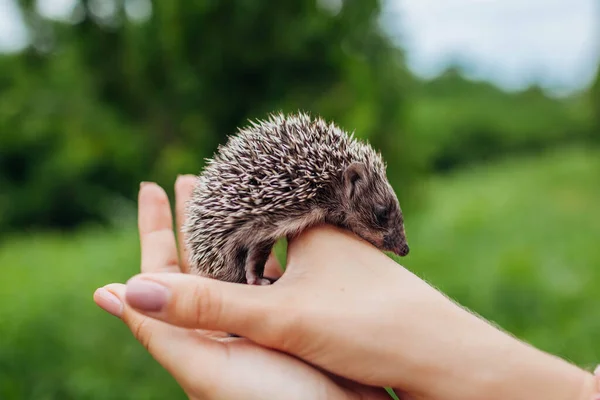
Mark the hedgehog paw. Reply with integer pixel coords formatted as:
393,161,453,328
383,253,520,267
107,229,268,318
247,276,272,286
258,278,272,286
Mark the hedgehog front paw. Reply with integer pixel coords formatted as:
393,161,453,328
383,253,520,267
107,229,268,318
246,276,272,286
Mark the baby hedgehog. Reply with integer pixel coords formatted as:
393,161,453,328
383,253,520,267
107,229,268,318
183,112,409,285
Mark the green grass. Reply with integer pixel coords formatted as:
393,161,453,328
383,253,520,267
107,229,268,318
0,228,185,399
1,146,599,398
399,146,600,367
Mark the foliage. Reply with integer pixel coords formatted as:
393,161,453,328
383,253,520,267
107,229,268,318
1,0,415,233
1,147,599,398
592,65,600,136
407,67,596,173
2,2,598,235
0,228,184,399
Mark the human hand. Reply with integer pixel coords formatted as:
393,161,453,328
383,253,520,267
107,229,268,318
93,177,393,400
110,180,596,400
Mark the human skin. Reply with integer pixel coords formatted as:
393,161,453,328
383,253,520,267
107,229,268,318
94,176,597,400
93,177,393,400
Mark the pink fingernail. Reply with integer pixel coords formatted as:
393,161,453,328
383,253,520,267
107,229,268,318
125,278,170,312
95,288,123,317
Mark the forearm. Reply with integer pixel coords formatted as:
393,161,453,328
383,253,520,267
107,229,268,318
401,301,596,400
447,329,594,400
478,341,596,400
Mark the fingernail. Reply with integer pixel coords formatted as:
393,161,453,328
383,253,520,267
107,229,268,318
125,278,170,312
95,288,123,317
140,181,151,188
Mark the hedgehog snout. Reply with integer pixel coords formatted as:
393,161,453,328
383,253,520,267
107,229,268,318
383,230,409,256
398,242,410,256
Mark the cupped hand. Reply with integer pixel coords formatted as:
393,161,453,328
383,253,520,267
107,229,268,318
93,177,393,400
96,179,480,397
106,178,596,400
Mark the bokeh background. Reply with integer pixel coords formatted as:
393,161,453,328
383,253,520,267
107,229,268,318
1,0,599,398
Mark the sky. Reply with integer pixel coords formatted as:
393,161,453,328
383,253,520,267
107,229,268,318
383,0,599,95
1,0,598,95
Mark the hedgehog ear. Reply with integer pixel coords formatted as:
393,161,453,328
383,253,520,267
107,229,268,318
343,162,368,199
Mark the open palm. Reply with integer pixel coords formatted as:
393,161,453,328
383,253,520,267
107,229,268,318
94,176,393,400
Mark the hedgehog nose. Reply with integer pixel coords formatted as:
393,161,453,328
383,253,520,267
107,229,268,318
384,235,409,256
393,239,409,256
399,243,410,256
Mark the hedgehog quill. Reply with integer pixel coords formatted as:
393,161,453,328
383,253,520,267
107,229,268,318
183,112,409,285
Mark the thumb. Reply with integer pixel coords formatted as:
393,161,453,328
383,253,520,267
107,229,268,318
123,273,286,340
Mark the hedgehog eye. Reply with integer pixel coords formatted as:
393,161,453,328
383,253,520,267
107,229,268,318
374,205,389,226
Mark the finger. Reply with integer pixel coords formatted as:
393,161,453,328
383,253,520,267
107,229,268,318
122,273,283,341
94,283,228,391
175,175,197,273
138,182,180,273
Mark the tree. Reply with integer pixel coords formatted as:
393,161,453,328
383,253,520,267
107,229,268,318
1,0,416,233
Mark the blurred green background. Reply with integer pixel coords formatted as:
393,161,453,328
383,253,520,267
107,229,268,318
0,0,599,398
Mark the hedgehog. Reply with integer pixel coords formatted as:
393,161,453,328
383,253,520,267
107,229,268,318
183,112,409,285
